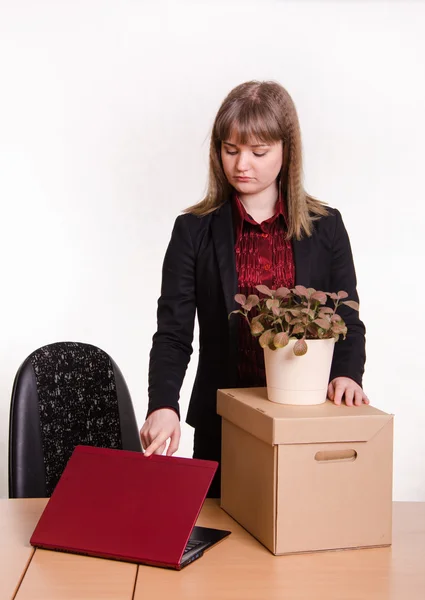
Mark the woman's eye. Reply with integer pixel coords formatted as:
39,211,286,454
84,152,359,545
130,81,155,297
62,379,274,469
224,149,268,157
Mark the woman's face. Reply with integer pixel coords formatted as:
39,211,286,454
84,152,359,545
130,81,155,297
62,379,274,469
220,132,283,196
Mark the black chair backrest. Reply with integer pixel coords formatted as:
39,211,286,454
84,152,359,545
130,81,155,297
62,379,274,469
9,342,141,498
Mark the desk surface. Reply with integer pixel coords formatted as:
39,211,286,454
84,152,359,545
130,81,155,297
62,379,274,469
1,499,424,600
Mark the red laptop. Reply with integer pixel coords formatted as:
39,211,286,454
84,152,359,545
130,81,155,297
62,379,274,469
30,445,230,570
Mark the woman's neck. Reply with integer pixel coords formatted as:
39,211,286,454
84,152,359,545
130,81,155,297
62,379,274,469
239,185,279,224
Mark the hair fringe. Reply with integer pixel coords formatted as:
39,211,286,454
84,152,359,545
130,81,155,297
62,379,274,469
184,81,328,239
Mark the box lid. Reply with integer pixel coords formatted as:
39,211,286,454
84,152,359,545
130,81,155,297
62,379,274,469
217,388,393,445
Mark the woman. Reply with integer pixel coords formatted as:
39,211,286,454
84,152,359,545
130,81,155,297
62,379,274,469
140,81,368,497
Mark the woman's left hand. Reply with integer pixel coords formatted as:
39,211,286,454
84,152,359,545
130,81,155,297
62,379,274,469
327,377,369,406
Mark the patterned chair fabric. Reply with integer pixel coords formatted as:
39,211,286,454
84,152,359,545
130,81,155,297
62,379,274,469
9,341,141,497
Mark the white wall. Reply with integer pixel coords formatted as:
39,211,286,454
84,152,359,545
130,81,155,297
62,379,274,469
0,0,424,500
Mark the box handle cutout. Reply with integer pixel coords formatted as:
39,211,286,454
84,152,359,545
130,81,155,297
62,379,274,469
315,449,357,463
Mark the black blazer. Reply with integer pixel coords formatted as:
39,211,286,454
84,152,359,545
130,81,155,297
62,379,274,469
148,200,366,432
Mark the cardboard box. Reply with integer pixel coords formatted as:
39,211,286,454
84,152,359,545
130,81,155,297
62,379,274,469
217,387,393,555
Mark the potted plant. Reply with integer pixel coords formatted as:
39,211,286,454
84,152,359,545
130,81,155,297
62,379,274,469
230,285,359,405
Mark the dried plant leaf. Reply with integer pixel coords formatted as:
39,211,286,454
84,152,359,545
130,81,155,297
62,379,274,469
235,294,247,306
256,285,274,297
273,332,289,348
301,308,316,318
259,329,275,348
289,317,302,325
342,300,360,311
229,285,356,352
294,285,309,297
266,299,280,310
307,324,319,337
311,291,327,304
243,294,260,310
251,320,265,335
331,323,347,335
313,318,331,330
293,339,308,356
275,287,291,298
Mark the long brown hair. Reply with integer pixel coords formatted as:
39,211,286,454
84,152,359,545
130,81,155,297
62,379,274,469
185,80,328,239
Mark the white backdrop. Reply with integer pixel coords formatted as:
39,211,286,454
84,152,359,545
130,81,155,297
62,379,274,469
0,0,424,500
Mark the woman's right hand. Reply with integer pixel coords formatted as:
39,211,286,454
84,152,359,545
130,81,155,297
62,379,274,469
140,408,181,457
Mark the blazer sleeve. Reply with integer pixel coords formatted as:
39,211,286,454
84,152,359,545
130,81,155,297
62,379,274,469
328,210,366,387
147,215,197,419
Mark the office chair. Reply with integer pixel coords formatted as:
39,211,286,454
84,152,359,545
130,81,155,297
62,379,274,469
8,341,142,498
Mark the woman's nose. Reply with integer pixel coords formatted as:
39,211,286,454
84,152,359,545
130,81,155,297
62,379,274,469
235,152,250,172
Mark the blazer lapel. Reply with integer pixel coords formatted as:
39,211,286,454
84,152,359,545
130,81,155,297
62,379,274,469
293,235,312,286
211,201,238,316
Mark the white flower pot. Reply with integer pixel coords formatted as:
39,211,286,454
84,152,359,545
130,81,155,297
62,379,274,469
263,338,335,405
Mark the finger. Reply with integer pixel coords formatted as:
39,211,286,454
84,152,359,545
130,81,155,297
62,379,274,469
354,390,363,406
362,391,370,404
143,432,169,457
333,384,344,406
140,429,152,451
153,442,166,456
345,388,354,407
166,428,181,456
327,382,334,400
142,427,163,450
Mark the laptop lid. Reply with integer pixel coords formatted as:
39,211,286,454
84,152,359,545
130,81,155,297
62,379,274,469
30,445,218,569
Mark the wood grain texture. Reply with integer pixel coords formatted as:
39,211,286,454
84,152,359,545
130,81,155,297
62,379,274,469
0,498,47,600
134,500,425,600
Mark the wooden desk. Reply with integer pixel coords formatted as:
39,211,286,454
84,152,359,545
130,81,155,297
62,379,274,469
0,499,46,600
0,499,137,600
1,500,424,600
134,501,425,600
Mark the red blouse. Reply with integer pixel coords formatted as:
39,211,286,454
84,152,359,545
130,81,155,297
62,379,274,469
233,194,296,386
